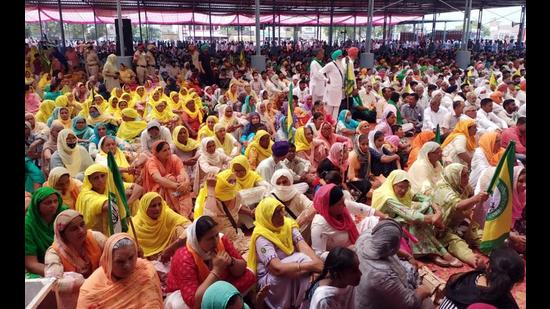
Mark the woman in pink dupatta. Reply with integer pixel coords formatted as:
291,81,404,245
141,140,193,219
25,85,41,114
313,121,351,163
509,166,526,253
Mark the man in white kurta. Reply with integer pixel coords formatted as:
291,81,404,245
319,50,345,121
309,49,326,103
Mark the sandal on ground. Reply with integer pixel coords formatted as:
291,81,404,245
449,258,463,268
431,256,451,267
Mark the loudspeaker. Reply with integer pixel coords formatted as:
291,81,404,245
114,19,134,56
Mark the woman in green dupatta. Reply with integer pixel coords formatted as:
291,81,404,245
241,95,256,115
371,170,463,267
432,163,489,268
25,187,68,277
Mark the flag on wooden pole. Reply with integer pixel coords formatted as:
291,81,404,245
106,152,130,236
286,83,295,141
480,141,516,254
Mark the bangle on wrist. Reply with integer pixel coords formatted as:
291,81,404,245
297,263,301,272
210,270,220,279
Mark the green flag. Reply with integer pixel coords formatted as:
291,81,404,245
107,152,129,235
480,142,516,253
287,83,295,141
435,124,441,144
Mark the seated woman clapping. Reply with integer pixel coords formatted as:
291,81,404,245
248,197,324,309
45,209,107,309
77,233,164,308
164,216,256,309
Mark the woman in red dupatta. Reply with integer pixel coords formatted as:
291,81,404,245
313,121,351,163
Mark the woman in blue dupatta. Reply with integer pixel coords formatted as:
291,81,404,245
337,109,359,139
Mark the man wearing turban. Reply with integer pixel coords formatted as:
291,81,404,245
319,50,345,120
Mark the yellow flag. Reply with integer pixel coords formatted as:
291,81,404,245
489,72,497,90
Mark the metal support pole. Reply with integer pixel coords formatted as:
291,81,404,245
420,16,425,40
443,21,447,42
93,8,99,43
145,10,150,41
191,2,195,42
255,0,261,54
272,0,275,42
116,0,125,56
82,24,86,41
237,14,241,42
432,8,437,40
388,14,392,41
137,0,143,43
57,0,66,48
278,14,281,45
328,0,334,46
209,1,213,43
475,7,483,42
461,0,472,50
412,23,417,42
366,0,374,52
517,5,526,46
382,9,387,44
353,15,357,42
317,12,320,41
37,3,44,40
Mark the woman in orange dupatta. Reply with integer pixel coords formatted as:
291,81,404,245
406,131,436,169
141,140,193,218
45,209,106,309
77,233,163,309
164,216,255,308
45,167,82,209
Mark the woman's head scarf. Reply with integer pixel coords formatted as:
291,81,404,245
313,184,359,243
327,142,349,175
371,170,413,209
132,192,191,257
201,281,250,309
244,130,273,159
247,197,299,272
25,187,68,259
512,166,526,225
338,109,359,130
56,129,84,177
478,132,505,166
172,125,199,152
441,119,477,151
294,126,312,153
230,155,263,189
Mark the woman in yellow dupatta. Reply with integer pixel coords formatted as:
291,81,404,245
230,155,266,189
77,233,163,309
197,115,218,140
168,91,183,112
75,164,128,237
132,192,191,260
37,73,51,92
194,169,239,218
225,81,239,103
119,92,135,109
147,86,166,110
213,123,240,157
36,100,56,123
110,87,124,100
244,129,273,169
106,96,120,118
55,106,73,129
181,96,204,133
132,86,148,108
193,170,250,253
371,170,462,267
86,105,118,127
247,197,322,308
147,100,179,127
116,108,147,141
